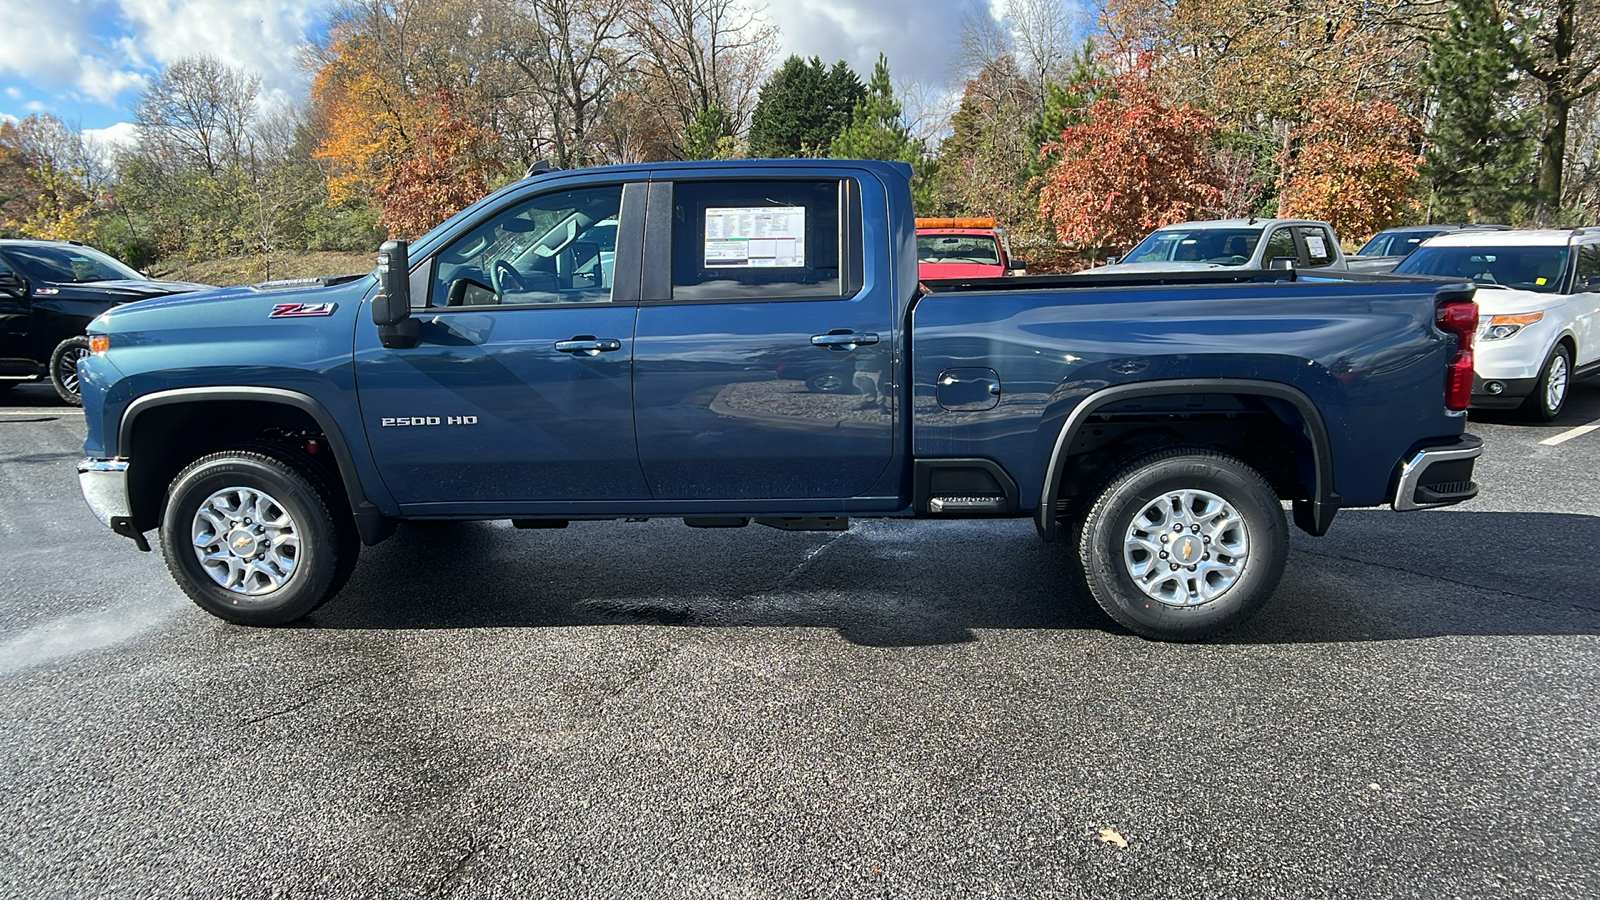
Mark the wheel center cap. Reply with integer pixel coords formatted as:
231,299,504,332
1173,534,1202,564
227,529,260,558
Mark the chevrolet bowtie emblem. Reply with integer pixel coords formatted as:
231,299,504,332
234,536,252,548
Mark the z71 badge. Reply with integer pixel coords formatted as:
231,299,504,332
269,302,338,318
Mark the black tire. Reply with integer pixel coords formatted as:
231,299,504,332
1074,446,1288,641
1519,343,1572,422
49,336,91,406
160,448,358,625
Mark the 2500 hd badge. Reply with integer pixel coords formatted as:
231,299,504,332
380,416,479,426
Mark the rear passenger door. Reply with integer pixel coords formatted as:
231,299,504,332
631,173,896,501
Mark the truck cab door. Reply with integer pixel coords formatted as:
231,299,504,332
0,253,30,365
631,173,898,502
354,181,650,509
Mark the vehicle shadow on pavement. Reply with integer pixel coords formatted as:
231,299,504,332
304,510,1599,646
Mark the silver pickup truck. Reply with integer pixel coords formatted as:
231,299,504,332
1082,218,1346,274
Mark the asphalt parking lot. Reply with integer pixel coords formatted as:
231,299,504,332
2,379,1598,899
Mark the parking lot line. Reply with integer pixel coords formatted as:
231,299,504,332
1539,422,1600,446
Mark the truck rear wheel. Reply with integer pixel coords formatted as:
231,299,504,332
159,449,357,625
1075,446,1287,641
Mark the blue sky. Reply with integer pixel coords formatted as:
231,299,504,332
0,0,1016,149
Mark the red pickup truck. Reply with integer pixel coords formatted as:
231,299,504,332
916,217,1023,279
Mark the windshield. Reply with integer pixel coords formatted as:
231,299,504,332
1123,228,1261,265
2,244,143,284
918,234,1000,265
1393,246,1570,293
1358,230,1444,257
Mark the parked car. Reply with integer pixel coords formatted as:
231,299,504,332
1391,228,1600,420
1345,224,1510,274
0,240,210,405
916,217,1024,279
1080,219,1346,274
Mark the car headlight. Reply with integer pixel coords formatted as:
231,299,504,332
1481,312,1543,340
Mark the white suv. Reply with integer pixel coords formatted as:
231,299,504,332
1392,229,1600,420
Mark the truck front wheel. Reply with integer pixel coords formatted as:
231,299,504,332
1075,447,1287,641
159,449,357,625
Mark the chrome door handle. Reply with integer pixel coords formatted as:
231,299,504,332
555,337,623,356
811,331,880,351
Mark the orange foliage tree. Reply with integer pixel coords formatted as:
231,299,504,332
377,94,502,239
1277,95,1421,243
309,35,421,207
1038,65,1226,252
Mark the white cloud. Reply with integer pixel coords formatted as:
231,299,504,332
84,121,140,153
767,0,987,90
5,87,21,100
77,57,147,104
115,0,323,102
0,2,94,86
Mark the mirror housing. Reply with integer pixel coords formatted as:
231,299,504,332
1104,256,1121,266
0,271,24,296
374,240,418,349
1268,256,1298,272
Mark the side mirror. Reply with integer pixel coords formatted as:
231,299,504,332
0,271,24,296
1104,256,1121,266
1586,274,1600,289
373,240,419,349
1268,256,1297,272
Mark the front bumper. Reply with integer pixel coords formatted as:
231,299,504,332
1391,435,1483,511
78,458,149,550
1471,374,1536,409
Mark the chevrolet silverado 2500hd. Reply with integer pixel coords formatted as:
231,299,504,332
76,160,1482,640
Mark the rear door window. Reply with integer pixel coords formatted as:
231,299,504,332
667,180,860,301
1298,227,1336,268
1576,243,1600,292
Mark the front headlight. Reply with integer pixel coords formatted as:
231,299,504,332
1481,312,1543,341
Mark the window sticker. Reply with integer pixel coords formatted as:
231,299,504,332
1304,233,1329,258
704,206,806,267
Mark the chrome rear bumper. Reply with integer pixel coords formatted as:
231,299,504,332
1392,435,1483,511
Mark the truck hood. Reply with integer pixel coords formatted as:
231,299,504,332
53,278,213,302
1470,286,1569,316
92,274,373,329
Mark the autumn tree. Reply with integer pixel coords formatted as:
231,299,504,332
1277,95,1422,242
377,94,503,238
630,0,778,158
1,115,101,243
1037,66,1225,253
747,56,864,158
494,0,636,169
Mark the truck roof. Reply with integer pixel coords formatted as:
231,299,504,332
1421,229,1600,248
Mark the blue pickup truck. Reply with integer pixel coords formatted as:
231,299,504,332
75,160,1482,640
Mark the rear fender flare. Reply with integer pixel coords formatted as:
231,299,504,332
1034,379,1339,541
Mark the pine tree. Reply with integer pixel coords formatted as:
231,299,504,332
1422,0,1538,222
827,54,920,166
747,56,864,158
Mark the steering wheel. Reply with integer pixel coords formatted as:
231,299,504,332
492,260,528,295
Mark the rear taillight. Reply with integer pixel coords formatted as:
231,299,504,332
1436,299,1478,411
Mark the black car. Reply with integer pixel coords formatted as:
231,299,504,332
0,240,210,405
